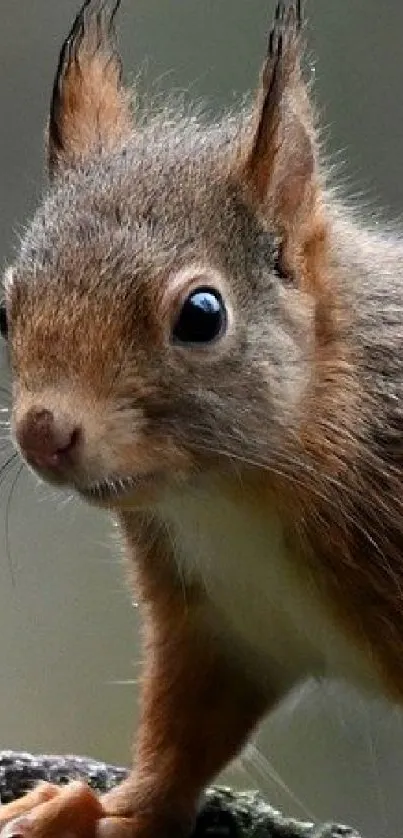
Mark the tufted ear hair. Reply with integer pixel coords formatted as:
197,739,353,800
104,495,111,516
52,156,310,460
47,0,133,177
241,2,322,273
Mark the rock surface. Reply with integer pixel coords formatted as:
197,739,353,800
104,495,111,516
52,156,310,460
0,751,363,838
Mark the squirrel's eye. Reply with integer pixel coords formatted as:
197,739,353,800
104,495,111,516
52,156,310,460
172,287,227,346
0,301,8,341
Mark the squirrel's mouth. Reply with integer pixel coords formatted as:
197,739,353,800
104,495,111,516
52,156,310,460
77,472,161,506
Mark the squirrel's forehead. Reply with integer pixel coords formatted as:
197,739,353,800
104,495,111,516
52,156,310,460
11,138,238,293
16,188,228,284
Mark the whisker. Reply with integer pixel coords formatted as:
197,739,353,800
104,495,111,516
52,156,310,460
362,699,388,836
0,451,19,488
241,743,316,821
57,493,75,510
4,461,25,587
164,520,189,609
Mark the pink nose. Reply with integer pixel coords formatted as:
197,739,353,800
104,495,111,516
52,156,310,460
15,408,81,471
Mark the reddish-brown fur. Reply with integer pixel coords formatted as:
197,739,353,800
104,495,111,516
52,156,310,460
3,1,403,837
47,0,132,175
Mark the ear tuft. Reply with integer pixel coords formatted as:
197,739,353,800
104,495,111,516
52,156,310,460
244,1,308,207
48,0,132,176
240,3,330,301
240,1,319,235
265,1,302,96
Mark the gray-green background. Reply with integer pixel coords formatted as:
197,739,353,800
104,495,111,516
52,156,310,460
1,4,403,838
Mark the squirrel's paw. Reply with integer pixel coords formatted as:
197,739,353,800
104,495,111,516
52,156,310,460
0,781,103,838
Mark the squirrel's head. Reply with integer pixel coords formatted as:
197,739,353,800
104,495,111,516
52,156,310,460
3,0,333,507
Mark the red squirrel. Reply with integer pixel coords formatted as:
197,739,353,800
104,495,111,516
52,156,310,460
0,1,402,836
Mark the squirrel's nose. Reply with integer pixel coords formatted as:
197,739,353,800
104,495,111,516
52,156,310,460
15,408,81,471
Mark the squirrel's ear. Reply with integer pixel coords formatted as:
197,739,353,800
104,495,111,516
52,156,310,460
242,2,321,258
47,0,132,177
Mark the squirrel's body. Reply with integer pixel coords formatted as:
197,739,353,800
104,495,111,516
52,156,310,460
1,3,403,838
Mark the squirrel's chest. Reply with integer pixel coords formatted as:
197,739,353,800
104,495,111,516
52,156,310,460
158,487,379,694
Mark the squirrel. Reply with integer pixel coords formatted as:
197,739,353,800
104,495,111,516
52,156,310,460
0,0,402,837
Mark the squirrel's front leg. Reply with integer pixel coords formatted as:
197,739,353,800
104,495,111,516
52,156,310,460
0,516,271,838
99,623,268,837
98,513,271,838
98,605,269,838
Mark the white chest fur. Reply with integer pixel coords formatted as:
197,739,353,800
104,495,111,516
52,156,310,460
157,485,380,697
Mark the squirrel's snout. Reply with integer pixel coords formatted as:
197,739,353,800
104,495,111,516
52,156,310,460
15,407,81,472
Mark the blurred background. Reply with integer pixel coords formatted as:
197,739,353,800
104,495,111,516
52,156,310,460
1,3,403,837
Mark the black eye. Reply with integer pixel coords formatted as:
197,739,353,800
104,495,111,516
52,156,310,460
172,287,227,346
0,301,8,340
